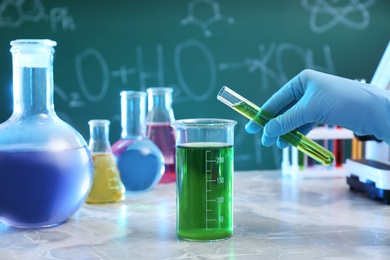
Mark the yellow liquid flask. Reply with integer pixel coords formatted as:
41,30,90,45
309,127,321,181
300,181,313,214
217,86,334,166
86,120,125,204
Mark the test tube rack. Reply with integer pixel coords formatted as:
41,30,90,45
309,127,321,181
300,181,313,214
282,127,354,179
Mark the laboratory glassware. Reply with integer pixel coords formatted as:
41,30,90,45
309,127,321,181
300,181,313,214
146,87,176,183
86,120,125,204
217,86,335,166
171,118,236,241
0,39,93,228
112,91,164,192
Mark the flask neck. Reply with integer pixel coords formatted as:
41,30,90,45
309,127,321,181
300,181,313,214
10,40,56,119
146,88,174,123
148,92,172,110
147,88,172,111
88,120,112,153
120,91,147,139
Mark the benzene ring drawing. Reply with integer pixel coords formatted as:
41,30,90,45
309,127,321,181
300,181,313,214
181,0,234,37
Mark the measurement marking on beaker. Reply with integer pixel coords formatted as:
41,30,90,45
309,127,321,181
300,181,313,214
205,150,222,230
206,150,212,230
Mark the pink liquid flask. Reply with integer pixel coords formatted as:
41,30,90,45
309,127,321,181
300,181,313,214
146,87,176,183
146,122,176,183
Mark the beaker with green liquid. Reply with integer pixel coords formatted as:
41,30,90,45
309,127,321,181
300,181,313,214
171,118,236,241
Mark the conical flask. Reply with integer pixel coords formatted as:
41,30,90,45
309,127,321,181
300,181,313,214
86,120,125,204
0,39,93,228
112,91,164,192
146,87,176,183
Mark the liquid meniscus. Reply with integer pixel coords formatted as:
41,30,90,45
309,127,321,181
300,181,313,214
232,101,334,166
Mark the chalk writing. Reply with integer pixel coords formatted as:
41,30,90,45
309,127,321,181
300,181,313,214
49,7,75,31
54,84,79,125
54,84,85,108
0,0,45,27
0,0,75,30
175,40,216,102
111,65,136,85
181,0,234,37
110,45,189,103
109,40,217,103
75,48,110,102
301,0,376,33
136,45,165,91
218,43,336,91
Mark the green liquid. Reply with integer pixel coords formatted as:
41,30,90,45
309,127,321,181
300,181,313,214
176,143,233,241
232,101,334,166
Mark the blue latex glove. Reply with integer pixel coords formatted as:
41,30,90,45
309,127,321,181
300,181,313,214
245,69,390,148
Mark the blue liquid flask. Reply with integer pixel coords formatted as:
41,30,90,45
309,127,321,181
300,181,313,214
0,39,93,228
112,91,164,192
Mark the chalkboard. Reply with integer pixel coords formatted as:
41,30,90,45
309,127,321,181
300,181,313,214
1,0,390,170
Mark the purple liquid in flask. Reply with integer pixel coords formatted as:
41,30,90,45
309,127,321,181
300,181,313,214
0,39,93,228
0,147,92,227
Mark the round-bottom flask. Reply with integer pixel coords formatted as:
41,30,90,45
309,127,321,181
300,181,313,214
86,120,125,204
0,39,93,228
112,91,164,192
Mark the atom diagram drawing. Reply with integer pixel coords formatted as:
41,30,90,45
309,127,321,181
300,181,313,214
301,0,376,33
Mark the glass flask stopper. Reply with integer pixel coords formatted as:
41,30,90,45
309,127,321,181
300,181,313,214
86,119,125,204
146,87,176,183
112,91,164,192
0,39,93,228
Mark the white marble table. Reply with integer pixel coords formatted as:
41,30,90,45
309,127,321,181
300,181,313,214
1,170,389,259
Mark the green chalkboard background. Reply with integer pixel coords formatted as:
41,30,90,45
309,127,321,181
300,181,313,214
0,0,389,170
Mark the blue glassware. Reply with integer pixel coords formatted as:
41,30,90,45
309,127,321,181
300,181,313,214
112,91,164,192
0,39,93,228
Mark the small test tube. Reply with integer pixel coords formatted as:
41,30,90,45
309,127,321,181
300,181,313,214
217,86,335,166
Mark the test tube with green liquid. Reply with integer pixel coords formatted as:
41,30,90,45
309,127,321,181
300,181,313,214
217,86,335,166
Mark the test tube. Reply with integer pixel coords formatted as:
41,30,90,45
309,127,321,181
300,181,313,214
217,86,335,166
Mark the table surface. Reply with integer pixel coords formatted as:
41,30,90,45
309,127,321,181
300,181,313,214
1,170,390,260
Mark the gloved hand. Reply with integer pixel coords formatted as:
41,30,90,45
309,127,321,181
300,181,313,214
245,69,390,148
